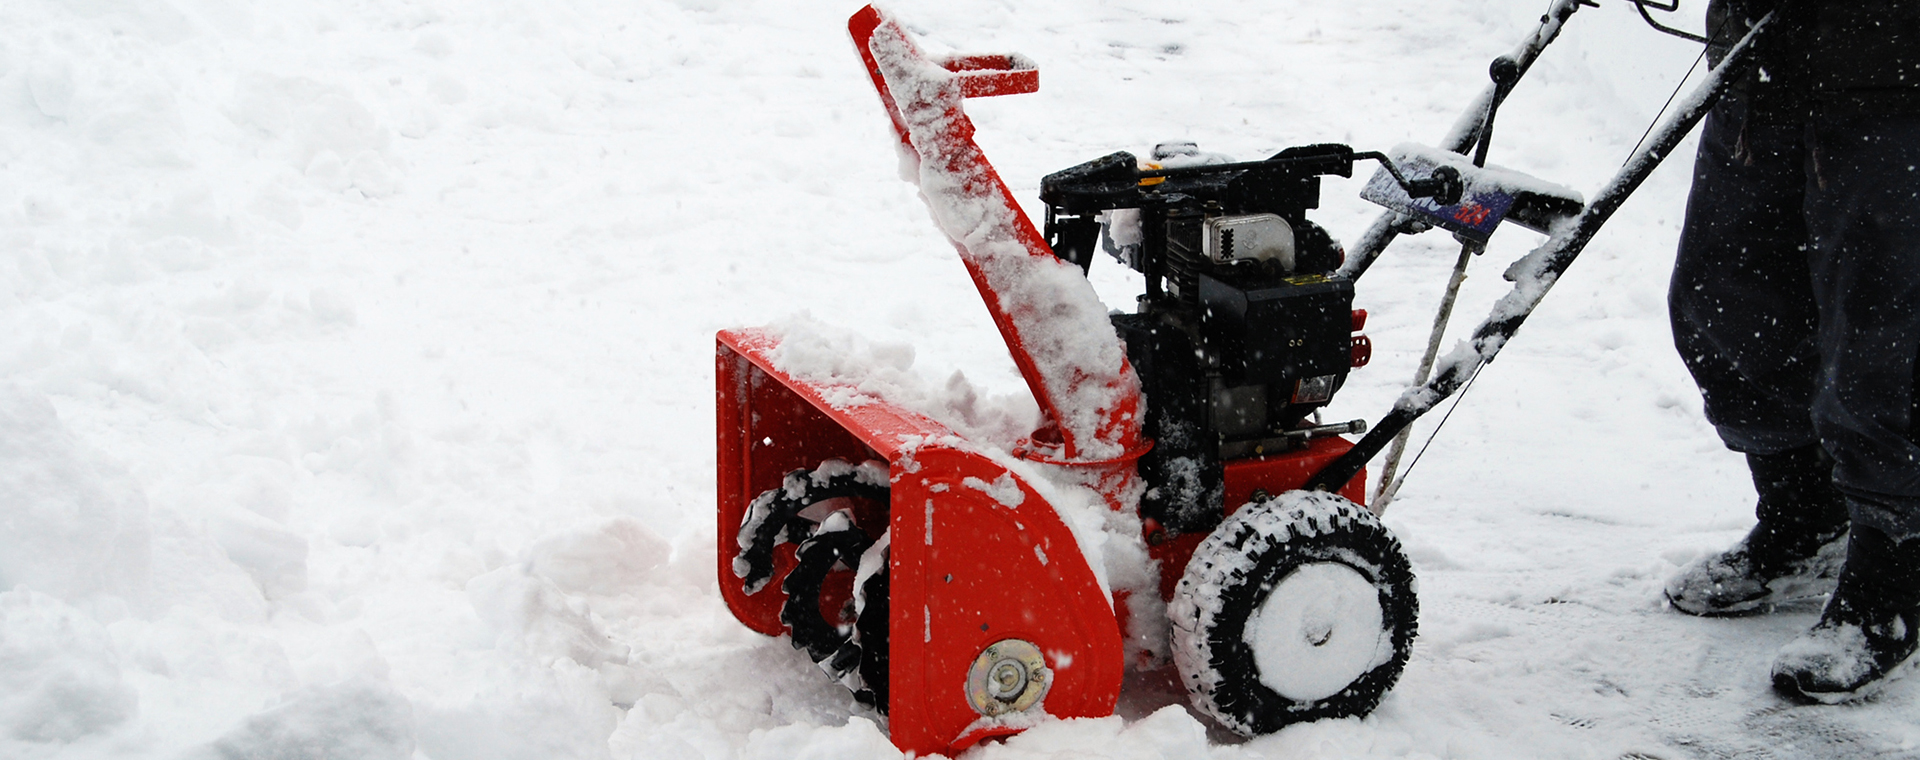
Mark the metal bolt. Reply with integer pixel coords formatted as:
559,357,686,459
990,659,1027,700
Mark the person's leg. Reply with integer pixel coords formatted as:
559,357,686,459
1669,101,1820,455
1773,111,1920,701
1804,112,1920,540
1665,98,1851,616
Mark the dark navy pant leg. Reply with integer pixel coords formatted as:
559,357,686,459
1670,98,1823,455
1804,113,1920,540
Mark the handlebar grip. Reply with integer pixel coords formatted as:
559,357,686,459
937,54,1039,98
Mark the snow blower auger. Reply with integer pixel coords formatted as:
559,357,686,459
717,1,1774,753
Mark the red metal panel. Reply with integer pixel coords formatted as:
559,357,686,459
1146,438,1368,602
847,5,1144,466
938,54,1039,99
717,329,947,635
888,446,1124,756
1222,437,1368,515
716,329,1123,756
716,335,884,636
718,328,950,462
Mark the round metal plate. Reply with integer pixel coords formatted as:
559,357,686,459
965,638,1050,716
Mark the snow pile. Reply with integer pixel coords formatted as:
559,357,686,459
468,552,633,670
207,509,310,601
466,517,681,675
737,717,901,760
434,518,686,760
768,316,1040,448
0,590,140,744
0,387,150,603
183,676,415,760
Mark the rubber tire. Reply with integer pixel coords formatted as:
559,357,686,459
1168,490,1417,736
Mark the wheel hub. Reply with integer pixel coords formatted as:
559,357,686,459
1243,562,1390,702
966,639,1050,716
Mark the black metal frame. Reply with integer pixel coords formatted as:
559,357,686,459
1303,6,1780,493
1038,0,1769,504
1631,0,1709,43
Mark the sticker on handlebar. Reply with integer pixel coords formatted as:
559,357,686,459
1359,154,1515,243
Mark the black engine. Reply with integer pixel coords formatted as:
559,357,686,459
1041,142,1370,535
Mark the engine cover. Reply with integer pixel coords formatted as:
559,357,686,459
1199,272,1354,389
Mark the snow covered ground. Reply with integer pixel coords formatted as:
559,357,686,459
1,0,1914,758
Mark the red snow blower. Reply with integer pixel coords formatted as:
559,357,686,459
716,1,1772,753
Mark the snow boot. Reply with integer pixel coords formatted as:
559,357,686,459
1770,524,1920,703
1666,445,1851,616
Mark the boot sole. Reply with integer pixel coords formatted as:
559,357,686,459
1665,536,1849,617
1665,578,1837,617
1772,646,1920,705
